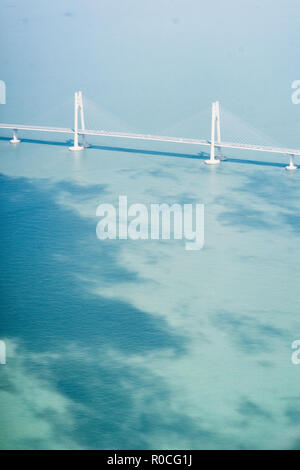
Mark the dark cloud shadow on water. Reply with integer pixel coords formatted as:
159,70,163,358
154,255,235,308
0,172,201,448
230,170,300,210
0,171,234,450
0,173,185,356
217,202,277,231
211,311,287,355
49,354,227,450
238,399,273,420
216,169,300,235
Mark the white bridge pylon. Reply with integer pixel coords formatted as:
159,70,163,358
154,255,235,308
205,101,222,165
204,99,296,170
69,91,88,151
2,90,299,171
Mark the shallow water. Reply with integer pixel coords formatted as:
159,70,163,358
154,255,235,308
0,0,300,450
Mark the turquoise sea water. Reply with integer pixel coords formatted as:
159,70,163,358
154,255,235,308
1,0,300,450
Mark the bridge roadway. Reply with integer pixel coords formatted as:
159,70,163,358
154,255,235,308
1,123,300,156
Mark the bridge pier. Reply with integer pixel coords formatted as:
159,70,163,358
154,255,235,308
10,129,20,144
205,101,221,165
286,154,297,171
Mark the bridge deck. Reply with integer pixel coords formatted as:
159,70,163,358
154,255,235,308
0,123,300,156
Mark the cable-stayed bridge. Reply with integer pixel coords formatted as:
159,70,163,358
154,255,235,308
0,91,299,170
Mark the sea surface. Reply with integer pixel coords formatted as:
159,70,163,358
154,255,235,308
0,0,300,450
